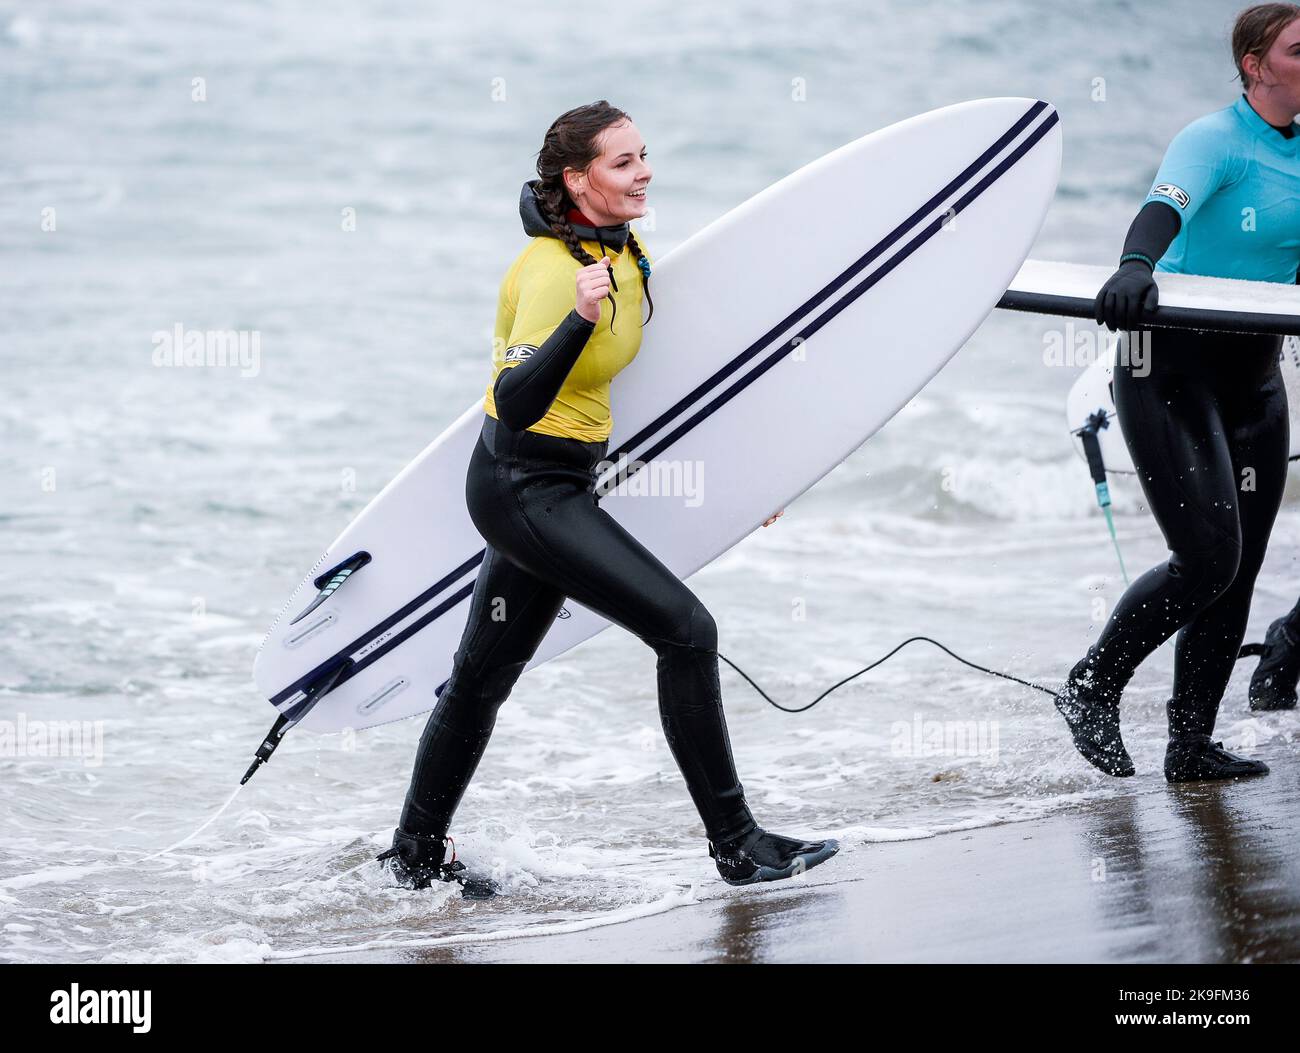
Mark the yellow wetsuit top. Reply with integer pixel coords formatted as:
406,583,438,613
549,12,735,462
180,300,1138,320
483,206,652,443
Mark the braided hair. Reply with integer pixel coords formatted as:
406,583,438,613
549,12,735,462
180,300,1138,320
533,100,654,335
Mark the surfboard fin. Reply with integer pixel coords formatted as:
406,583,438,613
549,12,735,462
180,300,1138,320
1074,410,1130,586
289,551,372,626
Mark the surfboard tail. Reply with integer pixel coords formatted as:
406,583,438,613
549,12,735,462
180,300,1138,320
240,659,354,783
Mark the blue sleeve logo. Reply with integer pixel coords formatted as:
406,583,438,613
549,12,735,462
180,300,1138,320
1151,183,1191,209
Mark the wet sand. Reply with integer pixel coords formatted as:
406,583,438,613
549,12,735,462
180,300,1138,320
306,744,1300,964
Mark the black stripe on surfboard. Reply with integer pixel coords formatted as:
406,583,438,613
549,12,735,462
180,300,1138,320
606,101,1054,473
605,106,1062,486
997,287,1300,337
270,551,482,706
268,101,1060,713
269,101,1058,711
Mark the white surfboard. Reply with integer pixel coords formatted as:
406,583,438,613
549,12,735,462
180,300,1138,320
1065,335,1300,474
1002,259,1300,336
252,98,1062,737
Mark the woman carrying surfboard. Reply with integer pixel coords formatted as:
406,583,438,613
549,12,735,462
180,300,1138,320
1056,3,1300,781
379,101,836,888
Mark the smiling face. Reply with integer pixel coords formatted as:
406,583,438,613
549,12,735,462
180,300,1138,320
562,118,652,227
1243,15,1300,115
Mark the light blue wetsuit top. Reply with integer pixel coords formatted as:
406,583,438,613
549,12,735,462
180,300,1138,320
1144,95,1300,283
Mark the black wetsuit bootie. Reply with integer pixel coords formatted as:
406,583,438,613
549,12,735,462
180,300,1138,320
376,828,449,889
1164,734,1269,783
1054,656,1135,777
1248,616,1300,711
375,829,500,898
708,827,840,886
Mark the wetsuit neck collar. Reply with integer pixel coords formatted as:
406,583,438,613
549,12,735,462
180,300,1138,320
519,179,630,251
1236,93,1299,143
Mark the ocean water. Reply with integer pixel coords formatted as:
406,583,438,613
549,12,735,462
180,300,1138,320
3,0,1297,962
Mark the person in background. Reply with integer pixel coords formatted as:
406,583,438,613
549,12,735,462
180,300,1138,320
1055,4,1300,781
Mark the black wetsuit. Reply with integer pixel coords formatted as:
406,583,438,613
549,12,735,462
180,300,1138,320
1076,327,1288,736
1069,102,1297,752
396,192,761,851
385,183,839,887
397,411,758,847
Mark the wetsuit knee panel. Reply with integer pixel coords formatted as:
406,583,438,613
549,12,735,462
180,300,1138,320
644,601,718,659
437,657,529,727
1168,534,1243,598
684,601,718,653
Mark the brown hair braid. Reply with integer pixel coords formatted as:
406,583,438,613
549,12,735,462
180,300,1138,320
533,100,654,334
1233,3,1300,90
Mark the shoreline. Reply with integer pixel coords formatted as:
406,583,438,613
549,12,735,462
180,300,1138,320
293,742,1300,964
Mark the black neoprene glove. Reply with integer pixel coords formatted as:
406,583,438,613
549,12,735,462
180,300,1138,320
1094,200,1180,332
1094,259,1159,332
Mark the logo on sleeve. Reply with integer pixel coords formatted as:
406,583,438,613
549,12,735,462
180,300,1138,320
1151,183,1190,209
504,344,538,362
